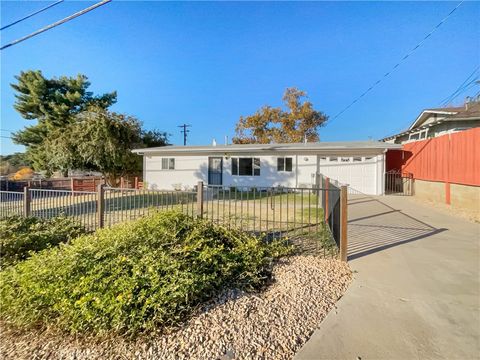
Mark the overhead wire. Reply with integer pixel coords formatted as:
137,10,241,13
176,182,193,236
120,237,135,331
440,66,480,106
1,0,112,50
0,0,64,31
330,1,465,123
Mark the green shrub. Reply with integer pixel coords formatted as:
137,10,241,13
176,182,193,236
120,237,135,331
0,211,290,335
0,216,86,267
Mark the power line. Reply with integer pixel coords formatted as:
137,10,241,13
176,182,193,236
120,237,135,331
1,0,112,51
0,0,64,31
440,66,479,106
330,0,464,123
178,124,191,146
380,68,479,141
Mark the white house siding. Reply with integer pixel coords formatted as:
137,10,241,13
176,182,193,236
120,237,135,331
221,155,317,188
144,153,386,195
144,155,208,190
296,156,318,187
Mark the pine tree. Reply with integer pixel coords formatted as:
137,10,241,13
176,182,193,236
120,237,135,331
10,70,117,173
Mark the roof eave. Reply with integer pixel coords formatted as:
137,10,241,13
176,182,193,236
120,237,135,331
382,116,480,141
407,109,459,130
132,144,402,155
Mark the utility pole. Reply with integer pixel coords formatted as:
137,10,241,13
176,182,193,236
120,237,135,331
178,124,191,146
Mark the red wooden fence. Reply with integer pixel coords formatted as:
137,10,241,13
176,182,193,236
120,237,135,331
1,176,144,192
399,127,480,187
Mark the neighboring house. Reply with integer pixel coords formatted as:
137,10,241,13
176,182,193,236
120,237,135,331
132,141,401,195
382,101,480,144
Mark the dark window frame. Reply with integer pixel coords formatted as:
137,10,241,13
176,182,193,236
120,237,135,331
231,157,260,176
277,157,293,172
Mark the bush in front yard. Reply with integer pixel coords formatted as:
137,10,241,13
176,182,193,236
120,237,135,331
0,216,86,267
0,211,290,335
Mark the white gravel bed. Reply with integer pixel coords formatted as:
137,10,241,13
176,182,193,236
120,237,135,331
0,255,352,360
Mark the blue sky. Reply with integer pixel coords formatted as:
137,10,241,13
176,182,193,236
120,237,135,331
1,1,479,154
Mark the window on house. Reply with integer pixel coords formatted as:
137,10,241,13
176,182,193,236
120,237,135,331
409,133,420,140
329,157,338,162
231,157,260,176
277,157,293,172
161,158,175,170
253,158,260,176
341,157,351,162
353,157,362,162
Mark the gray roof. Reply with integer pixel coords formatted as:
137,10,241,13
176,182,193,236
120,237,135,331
133,140,401,155
382,102,480,141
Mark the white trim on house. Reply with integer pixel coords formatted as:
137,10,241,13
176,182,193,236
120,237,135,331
134,141,401,195
407,110,458,130
382,103,480,143
133,141,401,156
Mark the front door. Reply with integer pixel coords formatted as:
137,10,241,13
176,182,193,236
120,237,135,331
208,157,223,185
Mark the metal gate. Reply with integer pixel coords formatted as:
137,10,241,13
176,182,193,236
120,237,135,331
385,170,413,196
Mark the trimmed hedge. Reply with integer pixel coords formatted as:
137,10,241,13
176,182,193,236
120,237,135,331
0,211,290,335
0,216,86,267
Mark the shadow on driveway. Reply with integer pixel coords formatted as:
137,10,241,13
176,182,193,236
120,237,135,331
347,195,447,260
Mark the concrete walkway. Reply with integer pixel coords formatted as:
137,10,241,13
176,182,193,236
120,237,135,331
296,195,480,360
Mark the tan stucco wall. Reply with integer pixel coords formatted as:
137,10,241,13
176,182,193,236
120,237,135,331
451,183,480,219
414,179,480,221
414,179,446,203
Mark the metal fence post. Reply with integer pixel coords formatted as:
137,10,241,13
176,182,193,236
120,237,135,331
315,173,321,206
97,184,105,228
324,177,330,222
23,186,31,217
340,185,348,262
197,181,204,218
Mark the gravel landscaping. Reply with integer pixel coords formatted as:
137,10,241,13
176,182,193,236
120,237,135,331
0,255,352,360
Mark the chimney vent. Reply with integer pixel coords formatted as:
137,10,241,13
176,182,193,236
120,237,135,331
465,96,472,110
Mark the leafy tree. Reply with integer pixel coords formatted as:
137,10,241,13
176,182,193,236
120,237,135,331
141,130,170,148
0,162,15,176
1,152,31,168
233,88,328,144
0,153,32,176
10,70,117,172
12,167,34,180
44,107,167,186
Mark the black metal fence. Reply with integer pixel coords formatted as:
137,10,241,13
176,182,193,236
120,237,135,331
29,189,98,230
385,170,413,196
0,182,348,258
202,185,341,256
102,187,197,227
0,191,23,218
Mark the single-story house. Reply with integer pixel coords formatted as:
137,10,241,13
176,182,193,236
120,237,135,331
381,101,480,144
132,141,401,195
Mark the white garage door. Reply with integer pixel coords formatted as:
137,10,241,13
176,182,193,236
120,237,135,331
318,156,382,195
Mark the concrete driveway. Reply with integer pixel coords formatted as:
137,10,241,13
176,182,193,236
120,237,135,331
296,195,480,360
